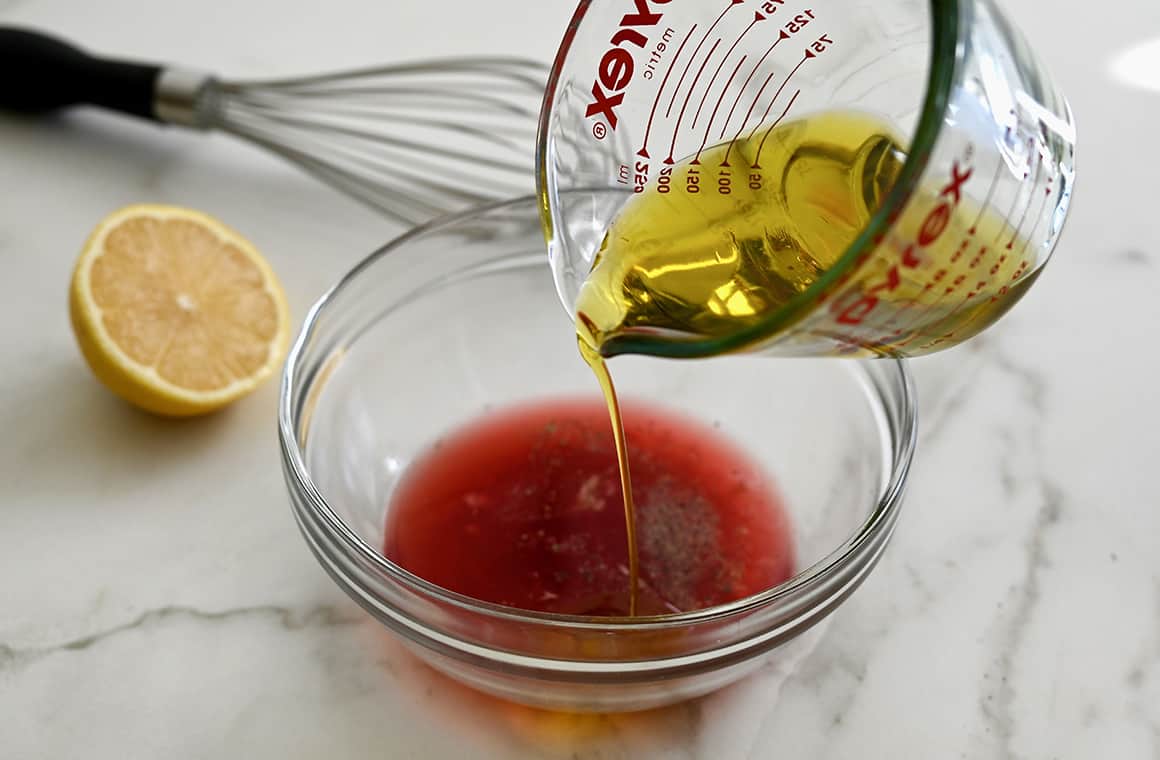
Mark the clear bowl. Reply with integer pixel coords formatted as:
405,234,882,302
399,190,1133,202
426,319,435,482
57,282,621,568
278,196,918,713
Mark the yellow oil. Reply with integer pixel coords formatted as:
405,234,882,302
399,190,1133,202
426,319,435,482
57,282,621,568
577,332,639,617
577,110,1035,356
576,110,1036,615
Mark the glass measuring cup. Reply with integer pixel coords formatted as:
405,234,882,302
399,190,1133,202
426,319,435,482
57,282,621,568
537,0,1075,358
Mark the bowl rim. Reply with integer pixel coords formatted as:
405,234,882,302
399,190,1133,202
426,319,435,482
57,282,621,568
278,194,919,631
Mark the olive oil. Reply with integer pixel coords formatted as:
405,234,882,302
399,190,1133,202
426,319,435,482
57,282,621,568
578,110,1035,357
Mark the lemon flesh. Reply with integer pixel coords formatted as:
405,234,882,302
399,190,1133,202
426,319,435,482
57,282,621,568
69,205,290,417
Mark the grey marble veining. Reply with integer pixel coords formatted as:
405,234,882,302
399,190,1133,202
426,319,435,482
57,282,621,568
0,605,364,671
1,0,1158,757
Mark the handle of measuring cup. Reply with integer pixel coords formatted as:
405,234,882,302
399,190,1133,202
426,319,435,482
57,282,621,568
0,27,164,122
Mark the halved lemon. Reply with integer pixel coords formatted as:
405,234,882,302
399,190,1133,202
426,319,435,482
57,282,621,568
69,204,290,417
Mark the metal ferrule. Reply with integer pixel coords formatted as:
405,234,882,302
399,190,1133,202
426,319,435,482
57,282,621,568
154,67,218,129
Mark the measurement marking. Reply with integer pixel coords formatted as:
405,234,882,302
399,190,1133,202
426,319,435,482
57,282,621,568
893,250,978,343
834,262,925,346
937,244,1027,335
722,49,811,167
893,303,942,347
752,89,802,168
969,160,1006,235
748,52,813,143
719,29,791,140
694,55,748,163
993,171,1029,246
894,332,922,349
721,69,776,166
1013,178,1055,264
950,239,970,263
666,1,738,117
892,315,933,348
639,24,699,159
937,295,992,343
895,295,964,348
871,248,923,340
992,138,1037,246
692,11,767,131
667,38,722,164
1006,153,1043,249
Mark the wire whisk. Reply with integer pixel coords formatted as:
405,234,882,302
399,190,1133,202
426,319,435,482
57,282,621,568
0,27,547,226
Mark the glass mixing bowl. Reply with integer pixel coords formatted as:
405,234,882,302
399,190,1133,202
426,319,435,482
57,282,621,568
278,196,918,712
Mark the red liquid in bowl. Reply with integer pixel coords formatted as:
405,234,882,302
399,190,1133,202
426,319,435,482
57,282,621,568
383,398,795,617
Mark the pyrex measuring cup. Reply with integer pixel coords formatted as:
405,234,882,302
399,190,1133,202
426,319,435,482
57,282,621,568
537,0,1075,358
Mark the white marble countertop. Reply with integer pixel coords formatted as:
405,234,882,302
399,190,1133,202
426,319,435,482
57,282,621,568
2,0,1157,757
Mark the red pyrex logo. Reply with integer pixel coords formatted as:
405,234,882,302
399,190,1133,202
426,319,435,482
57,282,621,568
834,160,974,326
586,0,674,130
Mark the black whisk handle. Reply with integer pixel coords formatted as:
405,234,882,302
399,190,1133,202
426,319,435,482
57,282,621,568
0,27,163,121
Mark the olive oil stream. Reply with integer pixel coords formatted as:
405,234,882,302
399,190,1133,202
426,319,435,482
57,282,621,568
576,110,1031,614
577,334,639,616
